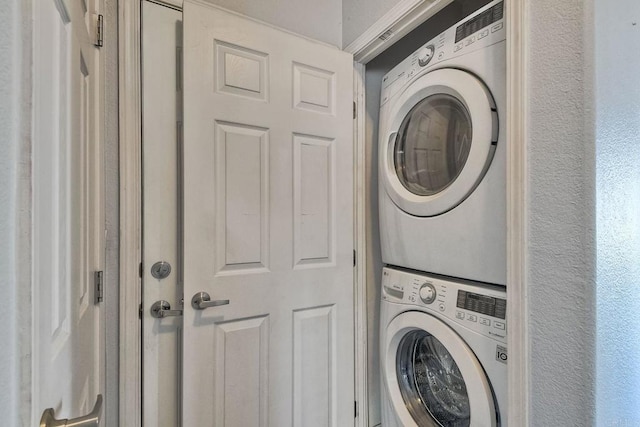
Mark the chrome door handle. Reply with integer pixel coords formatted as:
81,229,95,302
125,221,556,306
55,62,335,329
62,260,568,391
150,300,183,318
191,292,230,310
40,394,102,427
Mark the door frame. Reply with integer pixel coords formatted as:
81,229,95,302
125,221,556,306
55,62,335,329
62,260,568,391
118,0,528,425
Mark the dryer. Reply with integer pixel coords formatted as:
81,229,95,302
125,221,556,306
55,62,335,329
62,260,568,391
378,0,506,285
380,266,507,427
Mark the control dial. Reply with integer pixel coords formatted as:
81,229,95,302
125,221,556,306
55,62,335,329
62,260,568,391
419,283,437,304
417,44,435,67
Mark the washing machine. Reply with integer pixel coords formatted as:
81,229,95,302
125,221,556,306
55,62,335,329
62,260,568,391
378,0,506,285
380,266,507,427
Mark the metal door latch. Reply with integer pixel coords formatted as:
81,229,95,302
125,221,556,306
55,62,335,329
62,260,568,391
40,394,102,427
150,300,183,318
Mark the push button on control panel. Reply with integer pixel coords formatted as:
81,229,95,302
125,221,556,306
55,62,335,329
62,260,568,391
491,22,504,33
494,321,506,330
480,317,491,326
456,311,465,320
467,314,477,322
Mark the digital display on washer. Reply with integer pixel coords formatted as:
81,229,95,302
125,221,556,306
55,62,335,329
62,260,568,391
456,290,506,319
455,1,504,43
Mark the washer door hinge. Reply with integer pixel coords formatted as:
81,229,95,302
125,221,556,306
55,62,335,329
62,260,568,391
354,400,358,418
353,250,357,267
353,101,357,119
94,271,104,304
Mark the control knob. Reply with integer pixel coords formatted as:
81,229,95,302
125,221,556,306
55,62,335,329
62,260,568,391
419,283,436,304
417,44,435,67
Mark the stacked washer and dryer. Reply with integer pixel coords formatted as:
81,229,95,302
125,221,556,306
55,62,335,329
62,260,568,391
378,1,508,426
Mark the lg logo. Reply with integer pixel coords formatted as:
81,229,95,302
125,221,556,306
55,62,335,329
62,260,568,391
496,345,508,364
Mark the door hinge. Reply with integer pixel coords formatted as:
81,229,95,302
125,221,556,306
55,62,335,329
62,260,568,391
95,14,104,47
353,101,357,119
94,271,104,304
353,250,357,267
139,304,143,319
354,400,358,418
139,262,143,278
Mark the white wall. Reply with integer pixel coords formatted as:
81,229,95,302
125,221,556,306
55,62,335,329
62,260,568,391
342,0,404,47
204,0,343,47
525,0,596,424
595,0,640,425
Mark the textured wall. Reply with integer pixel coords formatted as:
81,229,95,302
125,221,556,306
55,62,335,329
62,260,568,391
0,0,32,425
0,0,20,424
595,0,640,425
526,0,596,424
203,0,343,47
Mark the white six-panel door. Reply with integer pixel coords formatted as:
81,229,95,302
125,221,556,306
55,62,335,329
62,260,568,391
182,1,355,425
32,0,105,425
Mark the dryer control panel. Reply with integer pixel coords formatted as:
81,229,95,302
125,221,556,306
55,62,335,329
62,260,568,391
382,266,507,343
380,0,505,107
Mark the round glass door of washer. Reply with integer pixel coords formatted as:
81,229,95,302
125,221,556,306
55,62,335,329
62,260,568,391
383,312,498,427
396,329,470,426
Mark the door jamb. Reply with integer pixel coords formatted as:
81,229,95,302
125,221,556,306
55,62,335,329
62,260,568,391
118,1,142,425
348,0,528,426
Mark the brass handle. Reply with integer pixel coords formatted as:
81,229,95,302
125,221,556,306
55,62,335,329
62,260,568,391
191,292,230,310
40,394,102,427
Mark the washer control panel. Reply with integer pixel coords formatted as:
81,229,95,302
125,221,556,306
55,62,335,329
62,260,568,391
380,0,505,107
382,266,506,342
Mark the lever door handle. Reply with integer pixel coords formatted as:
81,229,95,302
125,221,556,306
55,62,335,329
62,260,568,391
40,394,102,427
150,300,183,318
191,292,230,310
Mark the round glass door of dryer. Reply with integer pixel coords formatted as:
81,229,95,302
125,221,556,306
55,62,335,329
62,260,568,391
394,94,472,198
380,68,498,217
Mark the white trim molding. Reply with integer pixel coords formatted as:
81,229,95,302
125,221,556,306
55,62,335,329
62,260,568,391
353,61,369,427
505,0,529,425
344,0,453,64
118,1,142,425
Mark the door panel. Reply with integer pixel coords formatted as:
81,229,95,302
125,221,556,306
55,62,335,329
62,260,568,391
182,1,354,425
33,0,105,424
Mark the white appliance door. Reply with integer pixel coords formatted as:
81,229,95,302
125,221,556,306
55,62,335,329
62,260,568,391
384,312,497,427
33,0,106,425
380,68,498,217
182,1,355,426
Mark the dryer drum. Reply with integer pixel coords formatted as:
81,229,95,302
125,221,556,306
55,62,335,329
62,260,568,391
396,329,471,426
